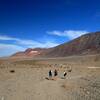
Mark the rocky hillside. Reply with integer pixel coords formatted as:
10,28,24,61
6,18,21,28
44,32,100,57
12,48,48,57
12,32,100,57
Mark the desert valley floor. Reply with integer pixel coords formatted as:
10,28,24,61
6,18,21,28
0,55,100,100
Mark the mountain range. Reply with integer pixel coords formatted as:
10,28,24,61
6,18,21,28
12,32,100,58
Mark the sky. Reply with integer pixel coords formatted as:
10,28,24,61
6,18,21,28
0,0,100,57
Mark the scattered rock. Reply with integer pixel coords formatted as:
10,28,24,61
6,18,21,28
10,70,15,73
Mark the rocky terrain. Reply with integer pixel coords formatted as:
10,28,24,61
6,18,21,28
45,32,100,57
0,55,100,100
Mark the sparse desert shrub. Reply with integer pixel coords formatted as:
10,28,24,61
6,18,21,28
10,70,15,73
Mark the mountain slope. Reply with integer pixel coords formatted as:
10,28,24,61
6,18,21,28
12,32,100,57
44,32,100,57
12,48,48,57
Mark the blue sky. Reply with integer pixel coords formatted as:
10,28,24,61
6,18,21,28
0,0,100,57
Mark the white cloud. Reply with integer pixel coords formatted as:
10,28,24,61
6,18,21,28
47,30,89,39
0,36,58,48
0,35,59,48
0,35,59,57
17,39,59,48
0,35,19,41
0,43,25,57
39,41,59,48
16,39,42,47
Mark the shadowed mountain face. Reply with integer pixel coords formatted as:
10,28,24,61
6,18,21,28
12,32,100,57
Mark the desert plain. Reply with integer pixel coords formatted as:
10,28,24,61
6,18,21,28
0,54,100,100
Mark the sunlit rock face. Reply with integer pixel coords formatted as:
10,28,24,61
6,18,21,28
11,48,46,57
